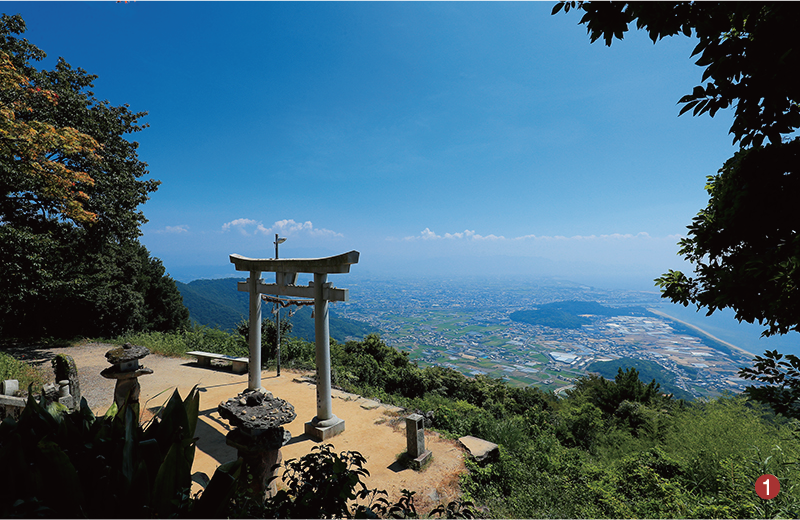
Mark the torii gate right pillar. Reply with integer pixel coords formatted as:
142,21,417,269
305,272,344,440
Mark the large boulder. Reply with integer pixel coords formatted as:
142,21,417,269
458,435,499,463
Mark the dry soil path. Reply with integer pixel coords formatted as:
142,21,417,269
26,342,467,512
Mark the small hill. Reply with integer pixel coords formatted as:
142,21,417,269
176,278,376,342
176,280,245,330
509,300,652,329
585,357,694,401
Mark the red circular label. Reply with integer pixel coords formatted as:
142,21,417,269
755,474,780,500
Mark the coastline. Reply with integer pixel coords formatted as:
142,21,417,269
647,307,757,358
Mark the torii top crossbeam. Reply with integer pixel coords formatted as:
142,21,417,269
230,251,360,274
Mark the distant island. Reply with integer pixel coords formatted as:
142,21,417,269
509,300,652,329
175,278,376,342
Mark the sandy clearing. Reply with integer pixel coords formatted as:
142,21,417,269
27,342,467,513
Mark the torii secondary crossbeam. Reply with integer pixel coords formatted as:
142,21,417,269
230,250,359,441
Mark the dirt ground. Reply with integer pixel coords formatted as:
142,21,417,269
23,342,467,513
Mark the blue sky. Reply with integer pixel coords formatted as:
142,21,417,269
8,1,740,288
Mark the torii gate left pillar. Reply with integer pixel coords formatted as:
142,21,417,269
230,250,359,441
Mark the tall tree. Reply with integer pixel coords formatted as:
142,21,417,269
554,1,800,415
0,13,188,337
554,1,800,332
0,18,99,225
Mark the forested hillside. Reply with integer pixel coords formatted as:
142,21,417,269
175,278,376,342
586,357,694,401
510,300,652,329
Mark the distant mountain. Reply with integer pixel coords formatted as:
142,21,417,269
175,278,376,342
510,300,652,329
175,279,247,329
585,357,695,401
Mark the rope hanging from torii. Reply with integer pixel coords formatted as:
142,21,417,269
261,293,315,317
261,294,315,307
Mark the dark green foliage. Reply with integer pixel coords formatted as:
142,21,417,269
510,300,652,329
236,316,293,367
0,14,189,338
235,317,292,349
657,140,800,338
569,367,667,416
740,350,800,420
174,279,248,330
335,333,427,398
264,445,374,518
223,444,474,519
586,357,693,400
0,386,218,518
332,334,554,417
461,386,799,518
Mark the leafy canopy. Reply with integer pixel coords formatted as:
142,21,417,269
553,1,800,148
555,2,800,418
0,15,100,224
555,2,800,335
657,140,800,337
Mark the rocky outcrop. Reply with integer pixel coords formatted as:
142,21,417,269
458,435,499,463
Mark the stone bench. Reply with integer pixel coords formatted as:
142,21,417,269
186,351,249,374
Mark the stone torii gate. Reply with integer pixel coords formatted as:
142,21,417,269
230,250,359,441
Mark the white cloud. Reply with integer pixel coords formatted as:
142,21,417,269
154,225,189,234
404,228,506,241
513,232,664,241
222,218,343,238
403,229,679,242
222,218,258,234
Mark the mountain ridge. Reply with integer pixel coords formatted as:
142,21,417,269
175,278,376,342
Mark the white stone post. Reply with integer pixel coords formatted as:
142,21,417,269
248,271,262,390
314,273,333,421
303,272,344,439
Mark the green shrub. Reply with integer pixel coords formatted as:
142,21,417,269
114,325,247,359
0,351,44,393
664,396,794,493
224,444,474,519
0,386,233,518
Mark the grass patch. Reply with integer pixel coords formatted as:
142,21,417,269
113,326,247,358
0,351,46,394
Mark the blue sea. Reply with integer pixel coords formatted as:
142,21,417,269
656,303,800,358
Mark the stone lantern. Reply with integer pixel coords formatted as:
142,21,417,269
218,388,296,500
100,343,153,410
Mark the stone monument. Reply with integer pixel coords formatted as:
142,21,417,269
100,343,153,410
52,354,81,411
405,413,432,469
230,250,359,441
